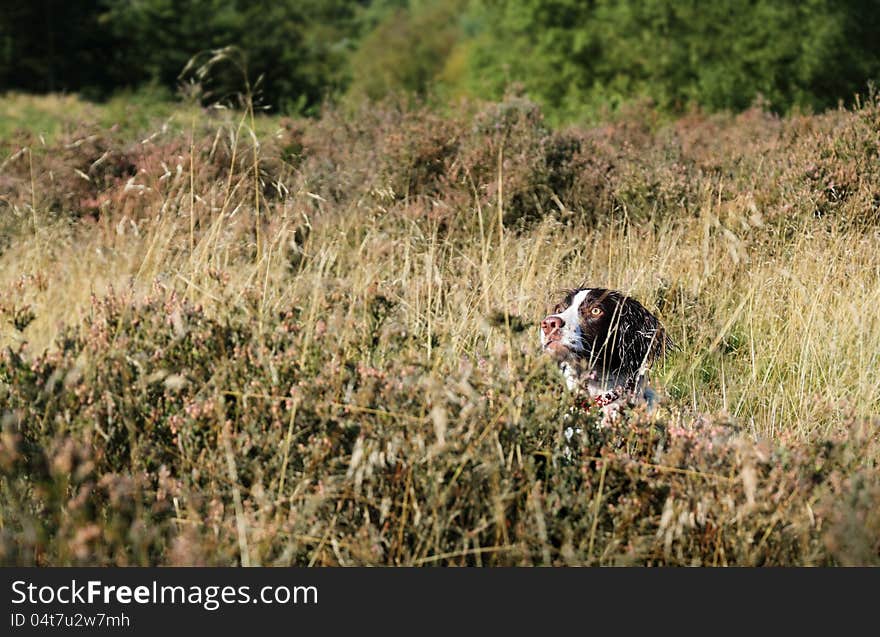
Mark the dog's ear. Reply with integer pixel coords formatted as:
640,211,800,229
613,297,665,379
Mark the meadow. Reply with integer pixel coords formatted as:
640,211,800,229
0,91,878,565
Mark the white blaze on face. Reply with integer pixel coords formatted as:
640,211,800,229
539,289,590,355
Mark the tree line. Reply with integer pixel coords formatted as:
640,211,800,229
2,0,879,121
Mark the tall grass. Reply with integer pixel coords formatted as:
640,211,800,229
0,93,878,565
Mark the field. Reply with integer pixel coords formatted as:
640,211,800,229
0,92,879,565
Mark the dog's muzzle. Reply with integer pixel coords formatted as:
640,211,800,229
541,315,568,357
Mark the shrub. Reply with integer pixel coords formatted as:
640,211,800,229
1,288,878,565
2,93,879,566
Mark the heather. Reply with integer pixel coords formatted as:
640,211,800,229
0,93,878,565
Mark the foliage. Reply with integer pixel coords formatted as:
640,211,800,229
0,0,361,114
2,1,879,120
464,0,880,121
0,1,124,99
346,1,465,102
101,0,360,114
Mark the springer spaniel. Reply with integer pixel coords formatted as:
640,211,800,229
540,287,671,419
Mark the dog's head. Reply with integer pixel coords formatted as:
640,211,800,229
539,287,670,386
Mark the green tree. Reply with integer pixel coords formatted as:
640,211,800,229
464,0,880,121
346,0,465,101
100,0,362,112
0,1,123,96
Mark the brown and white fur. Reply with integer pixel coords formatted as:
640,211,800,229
539,287,671,420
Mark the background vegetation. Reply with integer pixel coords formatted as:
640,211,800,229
2,1,880,122
0,90,878,565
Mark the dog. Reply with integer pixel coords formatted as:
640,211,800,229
539,287,671,420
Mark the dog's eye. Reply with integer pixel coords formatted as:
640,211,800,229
590,307,603,316
553,303,565,314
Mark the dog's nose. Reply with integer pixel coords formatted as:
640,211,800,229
541,316,564,336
